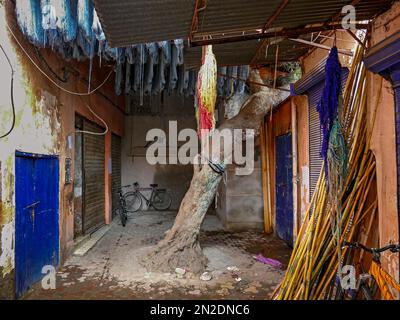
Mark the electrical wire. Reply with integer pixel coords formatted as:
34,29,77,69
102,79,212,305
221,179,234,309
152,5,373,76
5,23,111,136
6,24,114,96
75,104,109,136
34,46,68,83
75,57,109,136
0,43,15,139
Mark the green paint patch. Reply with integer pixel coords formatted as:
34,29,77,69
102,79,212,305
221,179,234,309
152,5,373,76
14,109,23,127
0,202,13,226
1,155,14,225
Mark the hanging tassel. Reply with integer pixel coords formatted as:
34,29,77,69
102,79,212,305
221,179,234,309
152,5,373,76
196,45,217,137
316,46,342,181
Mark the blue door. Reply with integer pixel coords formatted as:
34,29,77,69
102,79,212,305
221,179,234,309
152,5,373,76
275,133,293,246
15,152,59,298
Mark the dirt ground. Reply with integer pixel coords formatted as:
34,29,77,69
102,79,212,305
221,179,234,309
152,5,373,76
24,211,291,300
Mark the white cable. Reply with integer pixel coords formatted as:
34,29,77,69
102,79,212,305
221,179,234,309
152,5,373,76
6,24,114,96
75,104,109,136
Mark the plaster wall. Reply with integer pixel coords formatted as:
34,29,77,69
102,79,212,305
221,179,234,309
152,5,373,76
367,1,400,281
0,2,124,298
121,94,197,210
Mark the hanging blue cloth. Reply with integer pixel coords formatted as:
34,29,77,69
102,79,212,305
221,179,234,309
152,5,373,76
160,41,171,65
237,65,249,94
186,70,196,97
316,46,342,178
125,46,136,65
153,44,168,94
144,43,157,94
168,41,182,92
14,2,251,98
125,63,133,95
133,44,147,92
61,0,78,42
217,67,226,97
174,39,184,66
16,0,46,46
114,62,123,96
77,0,95,58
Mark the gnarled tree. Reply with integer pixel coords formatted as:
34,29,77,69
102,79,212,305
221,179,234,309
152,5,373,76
143,71,288,273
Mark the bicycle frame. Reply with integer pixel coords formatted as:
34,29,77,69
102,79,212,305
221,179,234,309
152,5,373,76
340,242,400,300
133,186,157,207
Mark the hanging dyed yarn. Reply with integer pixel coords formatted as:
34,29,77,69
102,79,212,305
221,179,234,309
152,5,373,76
317,46,348,275
196,45,217,137
316,46,343,182
13,1,242,98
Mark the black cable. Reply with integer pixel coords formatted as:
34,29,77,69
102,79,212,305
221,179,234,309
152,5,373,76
0,43,15,139
34,46,68,83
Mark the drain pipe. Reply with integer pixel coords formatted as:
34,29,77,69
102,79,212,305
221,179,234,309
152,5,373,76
291,98,299,244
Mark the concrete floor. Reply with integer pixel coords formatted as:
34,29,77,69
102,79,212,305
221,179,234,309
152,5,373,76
24,211,291,300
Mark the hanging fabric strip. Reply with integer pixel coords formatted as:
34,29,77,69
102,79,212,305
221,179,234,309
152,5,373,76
217,66,226,97
316,46,343,180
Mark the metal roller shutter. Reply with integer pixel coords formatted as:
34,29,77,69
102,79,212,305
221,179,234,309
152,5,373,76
83,120,105,233
308,83,324,198
111,134,122,218
308,68,349,198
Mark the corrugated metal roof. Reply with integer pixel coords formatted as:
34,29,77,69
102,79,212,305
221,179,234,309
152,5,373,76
195,0,284,34
93,0,195,47
94,0,395,66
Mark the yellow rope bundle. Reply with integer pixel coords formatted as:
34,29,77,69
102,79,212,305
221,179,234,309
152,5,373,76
370,261,400,300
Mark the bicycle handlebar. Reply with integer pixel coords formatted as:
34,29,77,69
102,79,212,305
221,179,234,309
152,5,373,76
343,242,400,254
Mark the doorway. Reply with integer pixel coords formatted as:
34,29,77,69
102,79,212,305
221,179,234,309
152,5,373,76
15,152,59,298
275,133,294,246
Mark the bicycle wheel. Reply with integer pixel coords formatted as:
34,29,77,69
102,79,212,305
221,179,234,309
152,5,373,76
152,190,172,211
124,191,142,212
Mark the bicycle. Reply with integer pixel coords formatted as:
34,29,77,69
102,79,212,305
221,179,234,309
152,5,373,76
339,242,400,300
114,186,131,227
123,182,172,212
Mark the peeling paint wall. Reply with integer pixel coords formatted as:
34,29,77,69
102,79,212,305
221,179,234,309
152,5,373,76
293,96,310,227
0,2,124,298
367,1,400,282
0,6,61,298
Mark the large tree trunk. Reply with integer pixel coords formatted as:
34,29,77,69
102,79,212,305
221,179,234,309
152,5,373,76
143,72,288,273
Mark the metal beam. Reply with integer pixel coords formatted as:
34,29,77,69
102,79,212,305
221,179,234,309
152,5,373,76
188,0,208,42
288,38,353,56
251,0,291,65
190,23,370,47
262,0,291,33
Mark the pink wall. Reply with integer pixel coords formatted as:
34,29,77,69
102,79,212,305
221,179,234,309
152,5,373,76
368,1,400,282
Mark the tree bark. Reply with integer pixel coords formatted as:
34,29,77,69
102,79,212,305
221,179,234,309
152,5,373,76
143,72,288,273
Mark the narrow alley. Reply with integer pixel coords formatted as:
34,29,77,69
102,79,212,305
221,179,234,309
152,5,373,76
24,211,290,300
0,0,400,305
